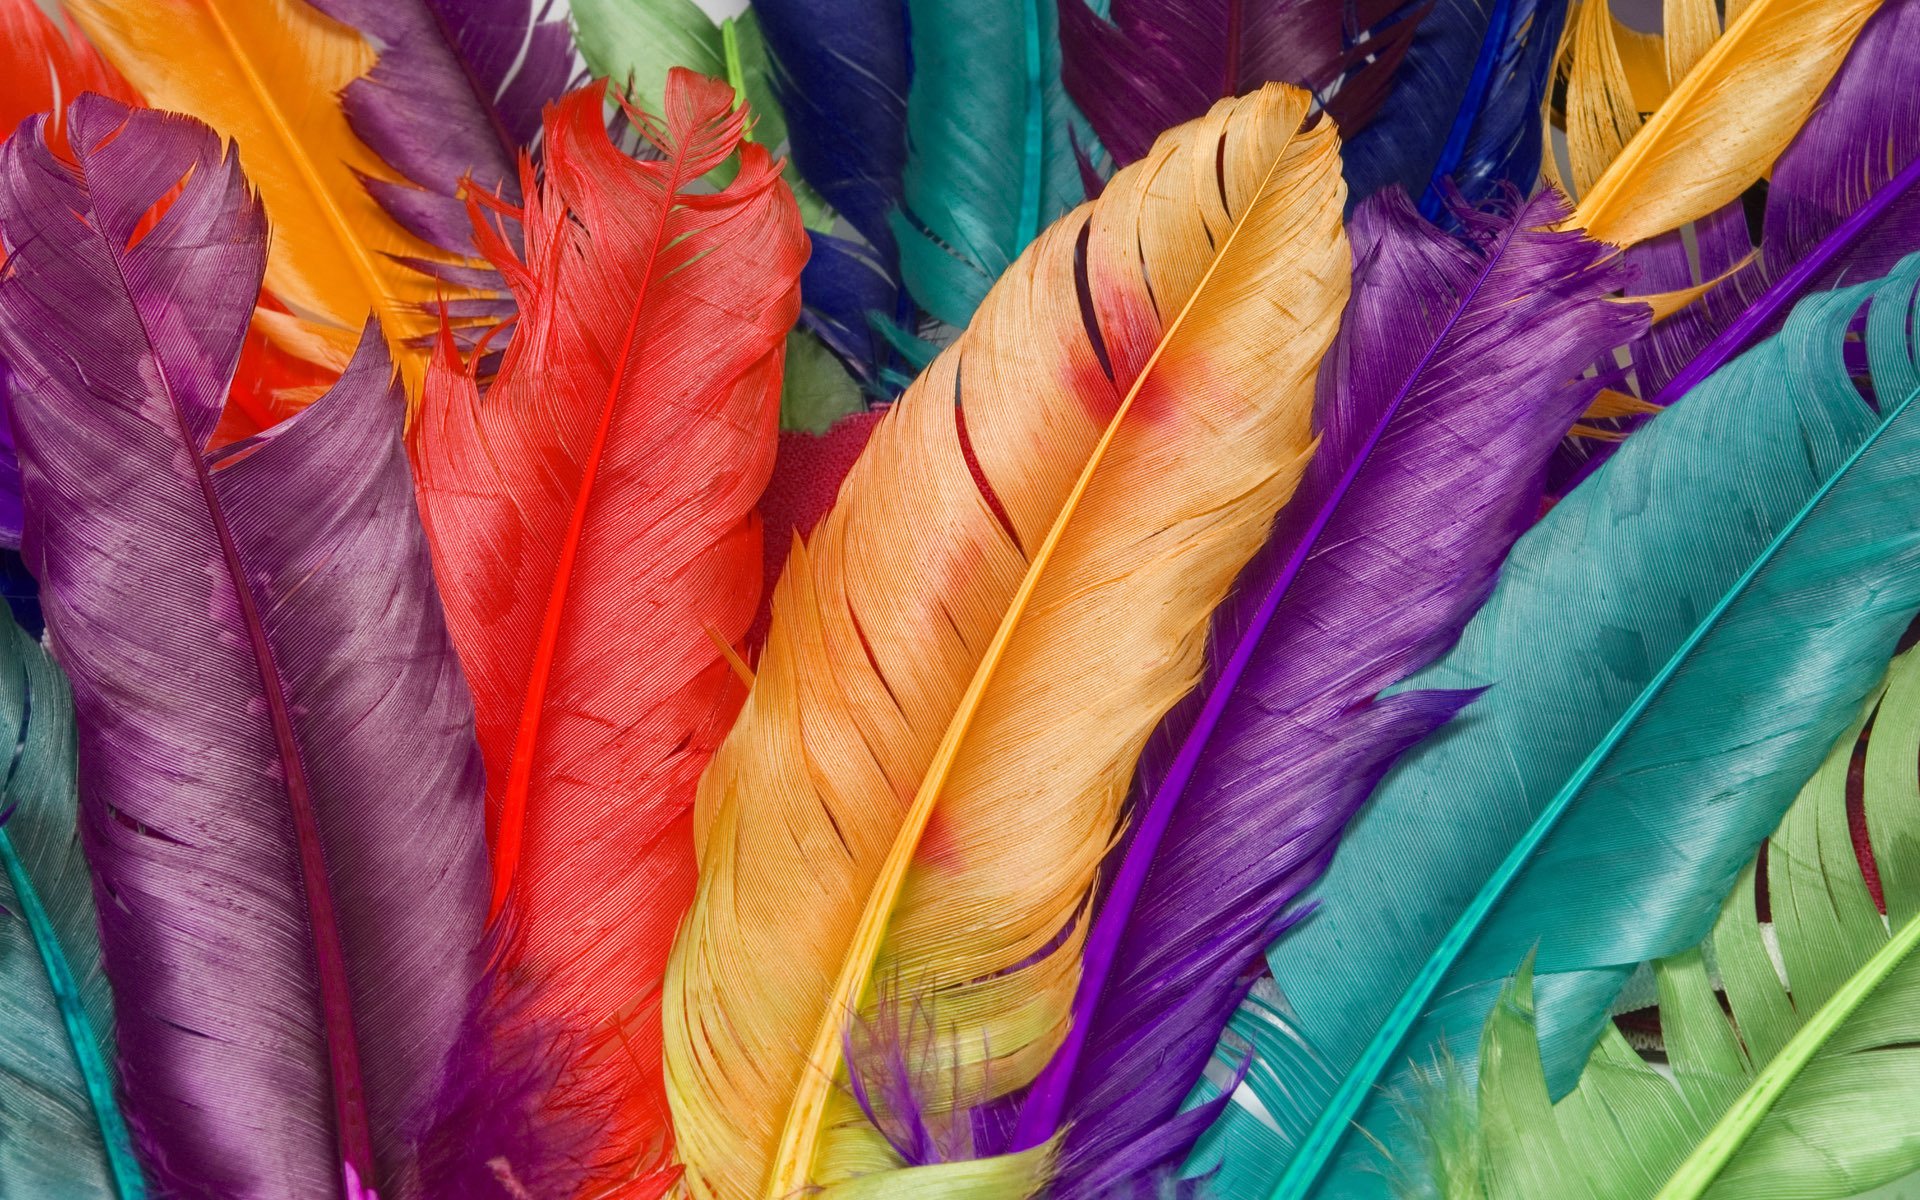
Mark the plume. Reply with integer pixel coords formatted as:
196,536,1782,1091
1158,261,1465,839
891,0,1086,328
753,0,912,373
1560,0,1920,485
1415,640,1920,1199
0,97,493,1199
1056,0,1426,170
0,0,137,153
1210,251,1920,1200
304,0,572,262
663,83,1349,1199
410,74,805,1197
0,612,143,1199
1007,186,1644,1197
1338,0,1570,215
63,0,496,391
570,0,870,411
1567,0,1885,250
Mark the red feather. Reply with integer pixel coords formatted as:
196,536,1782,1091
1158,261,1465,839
409,73,806,1196
0,0,137,158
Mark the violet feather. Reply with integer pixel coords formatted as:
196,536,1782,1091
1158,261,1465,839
1007,188,1645,1195
1056,0,1427,169
0,97,493,1199
308,0,572,257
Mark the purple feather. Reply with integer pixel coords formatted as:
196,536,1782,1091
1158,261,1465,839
1560,0,1920,486
309,0,573,257
1007,188,1645,1194
1057,0,1427,167
0,97,494,1199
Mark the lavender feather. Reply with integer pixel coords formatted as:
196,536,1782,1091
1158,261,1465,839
1007,189,1645,1195
1056,0,1427,168
0,98,492,1200
308,0,572,256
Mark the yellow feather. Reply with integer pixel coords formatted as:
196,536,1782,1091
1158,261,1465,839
663,86,1348,1200
1609,10,1670,112
1662,0,1721,87
1565,0,1642,198
1570,0,1884,248
64,0,480,393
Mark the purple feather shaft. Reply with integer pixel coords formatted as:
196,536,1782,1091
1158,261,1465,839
1011,189,1645,1194
310,0,572,255
0,98,490,1199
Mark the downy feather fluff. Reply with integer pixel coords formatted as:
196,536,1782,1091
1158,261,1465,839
0,613,143,1199
0,97,495,1199
891,0,1085,329
63,0,495,391
1422,638,1920,1199
410,74,805,1198
663,84,1348,1199
1225,250,1920,1200
1008,186,1644,1197
1056,0,1426,170
1338,0,1570,216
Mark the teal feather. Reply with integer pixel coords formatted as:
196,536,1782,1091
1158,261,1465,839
1198,252,1920,1199
890,0,1086,329
0,615,144,1198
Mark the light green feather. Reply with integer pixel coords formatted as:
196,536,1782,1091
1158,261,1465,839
1421,641,1920,1198
0,616,144,1198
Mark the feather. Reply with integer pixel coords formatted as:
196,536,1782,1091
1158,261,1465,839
0,613,144,1199
1568,0,1884,250
1423,639,1920,1198
0,0,138,155
0,97,493,1199
1007,186,1644,1197
891,0,1085,328
1217,250,1920,1200
1056,0,1427,170
1428,637,1920,1190
663,83,1348,1199
1561,0,1920,489
410,74,805,1198
63,0,494,391
1339,0,1570,215
752,0,912,377
305,0,572,258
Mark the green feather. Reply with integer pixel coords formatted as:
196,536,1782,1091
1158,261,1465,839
1419,640,1920,1198
1202,252,1920,1199
0,615,144,1198
889,0,1084,328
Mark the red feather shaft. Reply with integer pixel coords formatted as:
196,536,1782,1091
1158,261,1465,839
411,73,806,1195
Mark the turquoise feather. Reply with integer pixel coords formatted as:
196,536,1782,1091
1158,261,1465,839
1198,252,1920,1199
890,0,1086,329
0,615,144,1198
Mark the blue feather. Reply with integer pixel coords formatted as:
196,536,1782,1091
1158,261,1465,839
0,615,144,1198
1347,0,1568,213
1200,252,1920,1198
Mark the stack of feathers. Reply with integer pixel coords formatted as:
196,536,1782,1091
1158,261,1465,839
6,0,1920,1197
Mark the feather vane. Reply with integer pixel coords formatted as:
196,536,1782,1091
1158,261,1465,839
0,97,492,1199
410,73,806,1198
663,84,1349,1200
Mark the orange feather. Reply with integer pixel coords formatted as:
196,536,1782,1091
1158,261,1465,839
410,74,806,1196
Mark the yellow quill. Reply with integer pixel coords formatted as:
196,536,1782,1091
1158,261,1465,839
64,0,480,392
1569,0,1884,247
664,85,1349,1200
